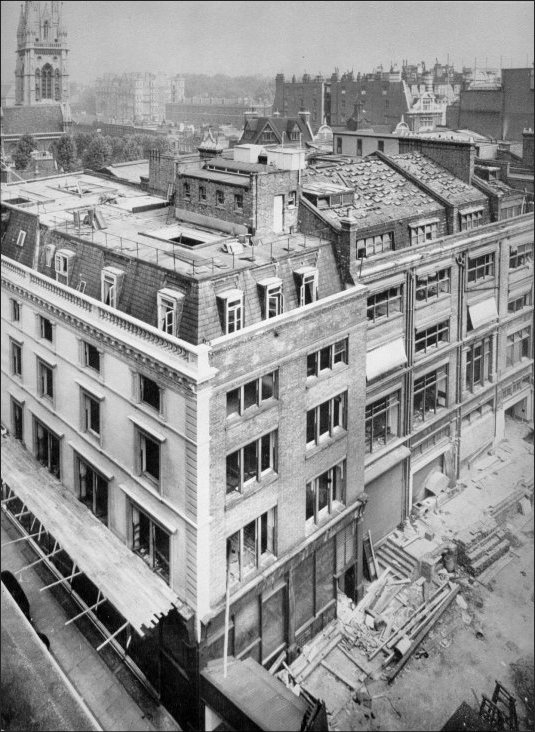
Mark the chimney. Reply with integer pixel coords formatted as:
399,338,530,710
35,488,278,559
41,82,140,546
298,108,311,125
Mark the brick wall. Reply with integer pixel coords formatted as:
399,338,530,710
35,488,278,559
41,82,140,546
398,138,476,184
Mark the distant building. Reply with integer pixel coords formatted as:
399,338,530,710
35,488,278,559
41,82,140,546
95,73,185,125
165,98,272,129
238,110,314,147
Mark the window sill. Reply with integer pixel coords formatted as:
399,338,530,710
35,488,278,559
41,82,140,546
305,502,345,537
306,363,349,386
364,435,404,464
414,291,451,308
226,399,278,427
225,471,278,508
305,430,347,460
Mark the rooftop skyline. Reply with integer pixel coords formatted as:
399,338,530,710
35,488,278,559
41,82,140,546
1,1,533,87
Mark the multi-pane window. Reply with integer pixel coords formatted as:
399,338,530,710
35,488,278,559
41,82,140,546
414,320,450,355
226,371,277,418
296,269,318,306
39,316,53,342
465,338,492,392
218,290,244,334
77,457,108,525
16,230,26,247
37,359,54,399
409,221,438,246
306,392,347,446
101,272,117,307
10,340,22,377
34,418,60,479
11,398,23,442
365,392,400,453
199,186,206,201
356,231,393,258
234,193,244,210
415,269,450,302
131,505,170,584
508,291,532,313
54,252,70,285
413,367,447,424
83,341,101,372
506,328,531,367
467,253,494,283
460,209,484,231
226,431,278,493
261,280,283,319
137,429,161,485
509,242,533,269
157,291,182,336
501,205,522,220
227,508,276,584
139,374,161,412
81,391,101,437
216,190,225,206
11,299,21,322
367,286,403,322
306,461,346,524
307,339,348,377
183,182,191,200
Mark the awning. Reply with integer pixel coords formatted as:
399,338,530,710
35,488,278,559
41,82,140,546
424,471,450,495
366,338,407,381
468,297,498,330
1,436,192,635
365,446,411,485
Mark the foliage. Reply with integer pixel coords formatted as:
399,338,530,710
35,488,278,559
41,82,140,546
13,134,37,170
82,135,113,170
50,135,78,172
122,137,143,161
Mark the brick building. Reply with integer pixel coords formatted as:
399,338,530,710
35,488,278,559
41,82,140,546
165,99,271,129
1,137,532,729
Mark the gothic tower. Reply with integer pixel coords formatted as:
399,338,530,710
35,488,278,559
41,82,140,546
15,1,69,106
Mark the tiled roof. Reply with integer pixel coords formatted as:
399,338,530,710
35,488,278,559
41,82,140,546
1,104,65,135
387,152,486,205
240,116,313,145
303,157,441,227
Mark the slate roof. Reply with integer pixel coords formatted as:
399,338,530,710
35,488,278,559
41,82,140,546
239,116,313,145
206,158,271,174
387,152,487,206
303,157,442,227
1,104,65,135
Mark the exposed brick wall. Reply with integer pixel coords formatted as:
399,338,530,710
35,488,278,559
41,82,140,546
398,138,476,184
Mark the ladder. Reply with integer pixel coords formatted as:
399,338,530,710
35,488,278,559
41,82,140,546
479,681,519,731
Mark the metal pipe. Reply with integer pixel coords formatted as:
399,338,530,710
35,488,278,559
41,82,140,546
17,547,62,573
39,570,82,592
96,621,129,652
65,597,106,625
1,531,41,547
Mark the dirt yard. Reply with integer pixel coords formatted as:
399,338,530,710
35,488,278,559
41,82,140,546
303,419,534,732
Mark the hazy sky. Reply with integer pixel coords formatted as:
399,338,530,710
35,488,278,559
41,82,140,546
1,1,533,85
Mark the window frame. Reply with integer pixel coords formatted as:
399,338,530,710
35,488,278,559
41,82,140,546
465,337,493,392
356,231,393,258
131,503,170,584
306,460,346,525
135,427,163,488
226,371,278,418
82,340,101,373
139,373,162,414
414,319,450,355
296,269,318,307
11,299,21,322
307,338,348,378
218,291,244,335
226,431,278,494
467,253,495,283
459,209,484,231
365,391,401,454
234,193,244,211
39,315,54,343
506,327,532,367
10,338,23,378
507,291,532,313
33,417,61,479
16,230,26,247
306,392,347,447
413,366,448,424
216,189,225,207
37,357,55,401
409,221,438,246
509,242,533,269
80,389,102,438
366,286,403,322
227,507,277,585
262,280,284,319
76,456,109,526
415,269,451,303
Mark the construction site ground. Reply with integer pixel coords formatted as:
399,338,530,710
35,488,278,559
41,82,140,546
285,417,534,731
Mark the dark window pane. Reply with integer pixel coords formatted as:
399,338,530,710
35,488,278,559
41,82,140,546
306,410,316,443
243,442,257,482
319,347,331,371
307,353,317,377
141,376,160,411
260,434,272,472
226,451,240,492
318,472,329,512
306,482,315,520
243,380,257,410
227,388,240,417
319,402,330,435
144,437,160,480
261,373,274,401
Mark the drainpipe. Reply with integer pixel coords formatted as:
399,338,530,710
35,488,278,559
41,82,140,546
454,252,466,480
405,269,415,511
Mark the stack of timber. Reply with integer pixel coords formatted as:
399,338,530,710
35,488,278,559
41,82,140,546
375,536,419,579
488,485,533,525
454,518,511,576
289,620,343,684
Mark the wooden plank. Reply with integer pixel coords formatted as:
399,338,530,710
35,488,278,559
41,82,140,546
336,643,372,677
321,659,362,689
296,632,342,683
368,530,380,579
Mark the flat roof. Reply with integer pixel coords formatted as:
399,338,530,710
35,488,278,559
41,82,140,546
1,436,192,635
182,169,251,187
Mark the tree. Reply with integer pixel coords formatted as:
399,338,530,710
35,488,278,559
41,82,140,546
13,134,37,170
82,135,113,170
51,135,77,172
122,137,143,161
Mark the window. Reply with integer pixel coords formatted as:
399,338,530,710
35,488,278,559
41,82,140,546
287,191,297,208
465,337,492,392
409,221,438,246
226,371,277,418
295,268,318,306
11,398,23,442
367,286,403,322
77,457,108,525
307,338,348,377
414,320,450,355
39,316,53,342
467,253,494,283
34,419,61,479
306,392,347,446
41,64,52,99
365,392,400,453
378,140,385,152
261,279,283,319
460,209,484,231
508,291,532,313
415,269,451,302
199,186,206,201
216,190,225,206
336,137,343,154
11,299,21,322
356,231,393,258
234,193,243,211
357,139,363,156
54,250,74,285
131,505,170,584
506,328,531,367
226,431,278,493
37,358,54,400
413,367,447,424
10,339,22,377
82,341,101,372
101,272,117,307
509,242,533,269
137,429,161,485
81,391,101,437
306,461,346,524
183,182,190,200
218,290,244,334
16,230,26,247
501,373,533,401
139,374,161,412
157,290,183,336
227,508,276,584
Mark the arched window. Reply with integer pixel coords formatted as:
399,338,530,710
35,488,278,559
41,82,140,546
43,21,49,40
35,68,41,100
55,68,61,100
41,64,53,99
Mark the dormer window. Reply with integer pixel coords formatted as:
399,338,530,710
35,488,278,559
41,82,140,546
100,267,124,309
259,277,283,319
54,249,75,286
157,289,184,336
16,230,26,248
218,289,244,334
295,267,318,306
409,220,439,246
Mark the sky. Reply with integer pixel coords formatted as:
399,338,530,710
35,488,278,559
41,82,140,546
1,1,533,85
